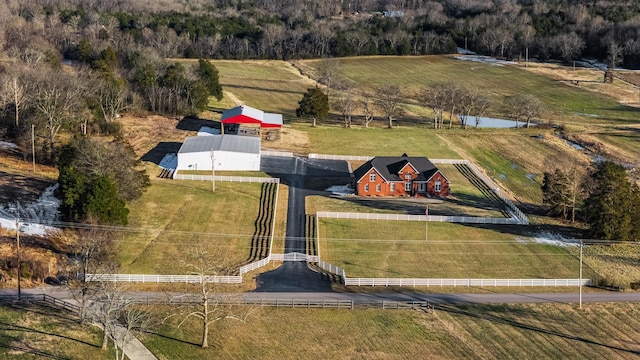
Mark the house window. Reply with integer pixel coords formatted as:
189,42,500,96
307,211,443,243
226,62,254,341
390,182,395,192
418,182,426,192
364,184,369,192
435,180,442,192
405,182,411,191
376,184,381,192
370,172,376,182
405,173,412,180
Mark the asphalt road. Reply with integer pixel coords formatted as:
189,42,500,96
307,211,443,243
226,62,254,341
4,287,640,305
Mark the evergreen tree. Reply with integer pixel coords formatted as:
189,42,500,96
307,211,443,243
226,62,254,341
196,59,223,101
296,86,329,127
583,161,640,241
84,176,129,226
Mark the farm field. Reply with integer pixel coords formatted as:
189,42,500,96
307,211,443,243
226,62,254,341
317,219,583,279
117,179,267,274
142,303,640,359
294,55,640,125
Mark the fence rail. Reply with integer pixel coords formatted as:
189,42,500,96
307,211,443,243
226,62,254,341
0,294,80,312
172,173,279,183
344,278,592,287
316,211,519,224
85,274,243,284
309,153,373,161
271,252,319,262
262,151,294,157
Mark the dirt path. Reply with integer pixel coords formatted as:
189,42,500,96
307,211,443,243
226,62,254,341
224,90,243,105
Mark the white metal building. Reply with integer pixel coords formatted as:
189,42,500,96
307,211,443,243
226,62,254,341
176,135,260,171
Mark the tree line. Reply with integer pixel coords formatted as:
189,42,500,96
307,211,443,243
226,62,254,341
542,160,640,241
2,0,638,67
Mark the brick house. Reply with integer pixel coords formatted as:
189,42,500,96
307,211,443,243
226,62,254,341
353,154,450,197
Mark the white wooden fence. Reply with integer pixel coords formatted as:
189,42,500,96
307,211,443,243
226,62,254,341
316,211,520,224
85,273,243,284
343,278,592,287
172,173,280,183
309,153,373,161
262,150,294,157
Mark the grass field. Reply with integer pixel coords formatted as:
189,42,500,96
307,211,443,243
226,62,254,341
117,179,265,274
317,219,582,279
0,303,113,359
295,56,640,125
141,303,640,359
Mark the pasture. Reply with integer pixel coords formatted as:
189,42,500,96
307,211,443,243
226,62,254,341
317,219,582,279
141,303,640,359
294,56,640,125
117,179,270,274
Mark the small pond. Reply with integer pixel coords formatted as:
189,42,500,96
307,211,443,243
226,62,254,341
460,116,536,128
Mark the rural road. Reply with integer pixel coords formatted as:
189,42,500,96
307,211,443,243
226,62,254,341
3,287,640,305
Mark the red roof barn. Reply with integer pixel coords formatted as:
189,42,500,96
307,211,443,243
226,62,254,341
221,105,283,128
353,155,450,197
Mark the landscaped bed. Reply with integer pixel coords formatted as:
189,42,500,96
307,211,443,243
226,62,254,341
317,219,583,279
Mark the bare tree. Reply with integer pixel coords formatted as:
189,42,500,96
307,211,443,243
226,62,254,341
375,83,403,128
519,94,544,128
359,91,375,128
444,82,463,129
334,79,356,128
68,224,115,323
504,95,525,128
421,82,448,129
472,94,490,128
552,33,585,62
607,41,623,70
33,73,83,158
96,79,130,123
317,57,339,100
0,69,30,128
170,246,254,348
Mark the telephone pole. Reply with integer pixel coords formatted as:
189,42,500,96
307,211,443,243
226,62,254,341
579,239,583,309
31,124,36,173
210,150,216,192
15,219,21,299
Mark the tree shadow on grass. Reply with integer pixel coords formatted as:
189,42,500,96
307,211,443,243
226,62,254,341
176,117,219,132
139,329,201,347
0,338,65,360
436,303,640,356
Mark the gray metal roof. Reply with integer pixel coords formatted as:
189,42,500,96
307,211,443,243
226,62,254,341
178,135,260,155
262,113,283,126
221,105,264,122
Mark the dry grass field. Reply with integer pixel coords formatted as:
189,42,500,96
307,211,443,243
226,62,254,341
142,303,640,359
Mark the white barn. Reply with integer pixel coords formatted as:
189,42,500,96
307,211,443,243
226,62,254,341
176,135,260,171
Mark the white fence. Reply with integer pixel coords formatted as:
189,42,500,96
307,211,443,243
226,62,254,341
173,173,279,183
344,278,592,287
271,252,319,262
262,150,294,157
239,256,272,275
316,211,519,224
85,273,242,284
309,153,373,161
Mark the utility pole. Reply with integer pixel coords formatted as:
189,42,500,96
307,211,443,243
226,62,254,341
579,239,583,309
425,206,429,242
15,219,21,299
210,150,216,192
31,124,36,173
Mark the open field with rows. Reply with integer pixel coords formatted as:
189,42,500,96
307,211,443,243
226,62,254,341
317,219,583,279
117,180,267,274
141,303,640,359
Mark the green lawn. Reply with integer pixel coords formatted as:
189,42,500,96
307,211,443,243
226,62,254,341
318,219,582,279
141,303,640,359
117,180,265,274
300,124,462,158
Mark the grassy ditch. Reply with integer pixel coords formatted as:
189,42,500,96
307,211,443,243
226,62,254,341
140,303,640,359
317,219,582,279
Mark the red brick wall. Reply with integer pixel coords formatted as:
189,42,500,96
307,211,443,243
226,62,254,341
426,172,450,197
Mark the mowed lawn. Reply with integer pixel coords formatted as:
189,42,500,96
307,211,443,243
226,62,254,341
142,303,640,359
295,55,640,124
300,124,462,158
118,179,264,273
318,219,581,279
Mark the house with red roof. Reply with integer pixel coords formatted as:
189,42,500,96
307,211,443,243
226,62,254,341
353,154,450,197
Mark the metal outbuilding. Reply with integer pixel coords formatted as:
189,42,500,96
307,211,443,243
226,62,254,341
176,135,260,171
